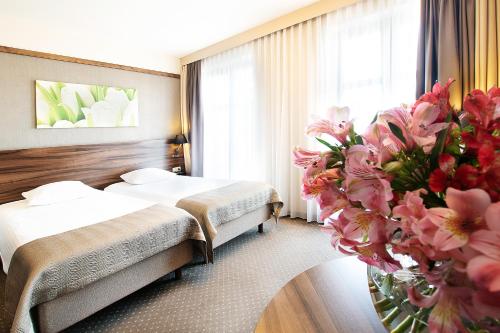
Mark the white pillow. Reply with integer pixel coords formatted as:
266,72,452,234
120,168,176,185
22,181,95,206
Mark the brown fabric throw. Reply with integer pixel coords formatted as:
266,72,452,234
5,204,206,333
417,0,475,109
176,181,283,260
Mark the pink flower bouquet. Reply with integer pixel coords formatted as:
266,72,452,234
293,81,500,333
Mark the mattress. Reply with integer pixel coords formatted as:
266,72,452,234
104,175,235,206
0,189,154,273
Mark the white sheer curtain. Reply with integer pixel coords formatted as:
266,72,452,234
201,44,262,181
318,0,420,131
201,0,420,221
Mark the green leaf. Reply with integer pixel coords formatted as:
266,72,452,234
90,85,108,102
74,92,87,121
388,122,407,145
316,137,339,152
445,144,460,155
124,88,136,101
50,82,64,101
36,82,58,107
354,134,363,145
59,103,76,123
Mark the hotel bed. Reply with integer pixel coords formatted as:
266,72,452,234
105,173,283,260
0,139,278,331
0,186,206,333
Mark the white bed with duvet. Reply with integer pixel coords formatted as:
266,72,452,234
105,168,283,258
0,185,153,274
0,181,205,333
105,174,235,206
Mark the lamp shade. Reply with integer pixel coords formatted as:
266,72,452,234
174,134,188,144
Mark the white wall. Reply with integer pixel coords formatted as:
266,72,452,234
0,16,180,74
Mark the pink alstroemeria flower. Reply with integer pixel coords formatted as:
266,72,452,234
302,155,328,183
467,256,500,293
409,102,450,153
342,207,391,242
352,243,401,272
302,176,330,199
427,188,492,251
316,187,349,221
345,175,393,215
344,145,385,178
472,290,500,319
408,286,471,333
306,106,353,144
322,212,365,252
363,123,398,162
413,78,454,122
292,147,323,168
373,104,450,153
392,189,428,236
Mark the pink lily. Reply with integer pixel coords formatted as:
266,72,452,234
352,243,401,272
344,145,384,178
376,107,413,149
342,206,392,243
322,212,365,252
413,78,454,122
426,188,491,251
363,123,398,162
307,106,353,144
302,176,331,199
345,175,393,215
302,155,328,183
316,187,349,221
409,102,450,153
472,290,500,319
292,147,323,168
408,286,470,333
467,255,500,293
392,189,428,236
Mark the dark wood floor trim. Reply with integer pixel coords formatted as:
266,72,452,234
0,45,180,79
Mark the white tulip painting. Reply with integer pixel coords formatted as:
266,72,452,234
35,80,139,128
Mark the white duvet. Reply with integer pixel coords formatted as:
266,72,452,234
104,176,235,206
0,189,154,274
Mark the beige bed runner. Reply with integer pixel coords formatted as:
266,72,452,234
176,181,283,258
5,204,206,333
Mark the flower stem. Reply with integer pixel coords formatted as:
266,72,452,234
382,307,402,327
374,298,395,312
390,315,413,333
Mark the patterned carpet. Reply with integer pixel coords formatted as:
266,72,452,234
0,218,344,333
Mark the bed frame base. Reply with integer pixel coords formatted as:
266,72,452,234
174,268,182,280
212,205,272,250
35,240,195,333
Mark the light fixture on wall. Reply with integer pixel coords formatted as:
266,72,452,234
172,134,188,157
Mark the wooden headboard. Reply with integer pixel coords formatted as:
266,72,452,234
0,139,185,204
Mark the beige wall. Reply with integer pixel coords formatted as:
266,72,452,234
181,0,358,65
0,52,181,150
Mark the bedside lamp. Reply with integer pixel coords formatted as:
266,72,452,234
173,134,188,157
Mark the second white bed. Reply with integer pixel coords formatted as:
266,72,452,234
104,176,234,206
105,175,279,259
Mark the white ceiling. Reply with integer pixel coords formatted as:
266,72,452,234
0,0,318,70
